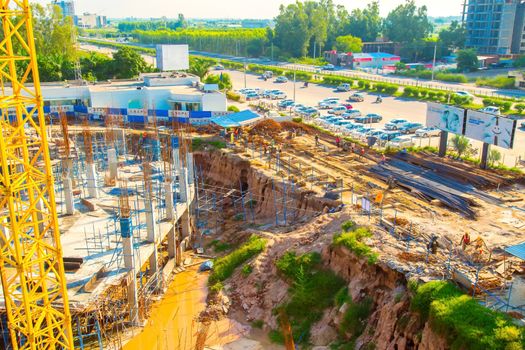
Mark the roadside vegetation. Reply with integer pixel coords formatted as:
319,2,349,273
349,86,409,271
332,221,378,265
410,280,525,350
476,76,516,89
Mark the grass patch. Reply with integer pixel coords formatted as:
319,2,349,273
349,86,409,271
476,76,516,89
268,329,285,344
275,251,346,344
340,297,373,339
332,225,378,265
208,235,266,285
251,319,264,329
207,239,232,253
411,281,525,350
241,264,253,277
192,137,226,151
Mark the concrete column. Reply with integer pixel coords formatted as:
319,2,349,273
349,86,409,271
167,226,176,259
180,210,191,240
120,217,139,325
165,181,175,221
438,131,448,157
86,163,98,198
108,148,118,180
187,153,194,185
63,177,75,215
145,197,158,276
179,168,188,203
480,142,490,170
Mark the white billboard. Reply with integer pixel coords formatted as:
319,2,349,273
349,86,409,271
156,44,189,71
465,110,517,149
426,102,465,135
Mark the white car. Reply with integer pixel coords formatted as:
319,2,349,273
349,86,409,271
479,106,501,115
319,100,339,109
329,106,348,115
415,127,441,138
342,110,362,119
271,91,287,100
336,83,351,92
389,136,415,148
455,91,474,99
320,97,340,103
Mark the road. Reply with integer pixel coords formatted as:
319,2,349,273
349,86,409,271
225,69,525,167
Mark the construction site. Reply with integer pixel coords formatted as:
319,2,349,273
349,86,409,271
1,2,525,350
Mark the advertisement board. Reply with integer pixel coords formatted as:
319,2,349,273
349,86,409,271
464,110,517,149
156,45,189,71
426,102,466,135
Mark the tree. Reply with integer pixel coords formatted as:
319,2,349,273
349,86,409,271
112,47,153,79
450,135,470,158
456,49,479,72
334,35,363,53
204,73,233,90
346,1,382,42
274,2,310,58
439,20,466,51
488,148,502,167
383,0,433,44
395,62,407,72
80,52,113,81
305,2,328,58
188,58,214,80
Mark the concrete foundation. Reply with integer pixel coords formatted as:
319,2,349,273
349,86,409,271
86,163,99,198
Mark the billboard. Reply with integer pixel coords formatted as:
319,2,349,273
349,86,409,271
156,45,189,71
426,102,466,135
464,110,517,149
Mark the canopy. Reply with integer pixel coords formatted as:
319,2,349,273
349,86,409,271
505,242,525,261
210,110,262,128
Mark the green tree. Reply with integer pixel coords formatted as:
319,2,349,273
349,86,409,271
439,20,466,51
346,1,382,42
488,148,502,167
274,2,310,58
112,47,153,79
305,2,329,58
334,35,363,53
204,73,233,90
456,49,479,72
450,135,470,158
80,52,113,81
188,57,214,80
383,1,433,43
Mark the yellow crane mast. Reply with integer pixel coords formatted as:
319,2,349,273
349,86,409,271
0,1,74,349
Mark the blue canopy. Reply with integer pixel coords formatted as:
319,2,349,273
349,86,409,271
210,110,262,128
505,242,525,260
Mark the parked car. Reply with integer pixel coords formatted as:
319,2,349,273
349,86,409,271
455,91,474,99
336,83,351,92
322,64,335,70
340,103,353,110
263,89,281,98
302,107,319,117
521,121,525,129
415,126,441,137
355,114,382,123
275,76,289,83
319,100,340,109
262,71,274,79
344,123,361,131
214,64,224,70
342,110,362,119
479,106,501,115
348,93,365,102
398,122,424,134
321,97,340,102
245,92,260,100
384,119,408,130
271,91,287,99
389,136,415,148
278,99,295,108
379,131,402,141
329,105,348,115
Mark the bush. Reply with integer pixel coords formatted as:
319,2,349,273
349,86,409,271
251,319,264,329
226,90,241,101
209,282,223,293
341,220,356,232
476,76,516,89
514,103,525,113
357,80,365,88
435,72,468,83
340,297,373,338
241,264,253,277
292,117,302,123
332,225,378,264
482,98,513,112
227,105,240,112
428,91,436,100
208,235,266,285
275,251,345,344
411,281,524,350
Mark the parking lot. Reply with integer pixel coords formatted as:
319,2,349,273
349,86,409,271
227,69,525,167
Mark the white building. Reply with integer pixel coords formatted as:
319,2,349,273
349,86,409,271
40,72,227,124
75,13,107,28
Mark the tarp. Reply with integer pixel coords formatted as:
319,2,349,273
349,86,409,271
210,109,262,128
505,242,525,261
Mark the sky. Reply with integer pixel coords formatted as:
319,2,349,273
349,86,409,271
41,0,464,19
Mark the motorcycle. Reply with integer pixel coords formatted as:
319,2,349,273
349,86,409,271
304,81,309,88
375,96,383,104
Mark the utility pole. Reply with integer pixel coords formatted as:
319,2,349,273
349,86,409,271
244,58,247,89
293,65,296,102
431,40,438,81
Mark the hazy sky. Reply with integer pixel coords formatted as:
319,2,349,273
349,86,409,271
41,0,464,19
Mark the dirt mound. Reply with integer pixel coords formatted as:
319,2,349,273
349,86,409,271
249,119,282,137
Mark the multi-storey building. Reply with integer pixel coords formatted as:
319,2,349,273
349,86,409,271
464,0,525,55
54,0,75,19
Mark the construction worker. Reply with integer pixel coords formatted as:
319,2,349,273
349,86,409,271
335,136,341,148
315,135,319,147
360,147,365,159
380,153,386,164
460,232,471,250
427,235,439,254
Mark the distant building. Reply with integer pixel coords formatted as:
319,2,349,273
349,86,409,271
323,50,400,69
508,70,525,89
54,0,75,18
464,0,525,55
75,13,107,28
